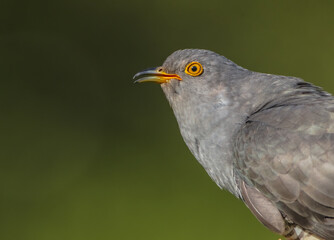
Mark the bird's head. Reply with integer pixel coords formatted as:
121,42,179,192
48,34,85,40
134,49,252,141
134,49,250,120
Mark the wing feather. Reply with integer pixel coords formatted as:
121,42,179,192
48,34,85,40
234,101,334,239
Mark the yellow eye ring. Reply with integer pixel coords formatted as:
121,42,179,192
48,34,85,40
185,62,203,77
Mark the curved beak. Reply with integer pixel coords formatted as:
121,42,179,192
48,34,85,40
133,67,182,84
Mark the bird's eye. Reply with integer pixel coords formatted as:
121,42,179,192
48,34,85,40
185,62,203,77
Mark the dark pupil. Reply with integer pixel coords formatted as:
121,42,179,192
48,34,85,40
191,66,198,72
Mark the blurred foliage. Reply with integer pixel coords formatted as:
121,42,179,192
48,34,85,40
1,0,334,239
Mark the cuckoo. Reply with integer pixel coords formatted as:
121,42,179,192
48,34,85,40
134,49,334,240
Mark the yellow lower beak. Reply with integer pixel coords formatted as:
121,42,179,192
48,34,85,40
133,67,182,84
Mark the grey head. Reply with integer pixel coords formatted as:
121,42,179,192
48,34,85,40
134,49,305,196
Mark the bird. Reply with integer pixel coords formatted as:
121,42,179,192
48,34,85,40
133,49,334,240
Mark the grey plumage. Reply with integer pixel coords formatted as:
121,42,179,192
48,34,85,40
134,49,334,239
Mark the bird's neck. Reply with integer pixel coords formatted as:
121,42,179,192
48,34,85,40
180,111,244,197
165,88,246,197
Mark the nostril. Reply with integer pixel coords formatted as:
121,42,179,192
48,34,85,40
158,68,163,72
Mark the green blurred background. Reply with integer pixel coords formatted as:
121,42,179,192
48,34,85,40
1,1,334,239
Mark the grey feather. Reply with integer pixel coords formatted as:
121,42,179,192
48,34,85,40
240,180,286,234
